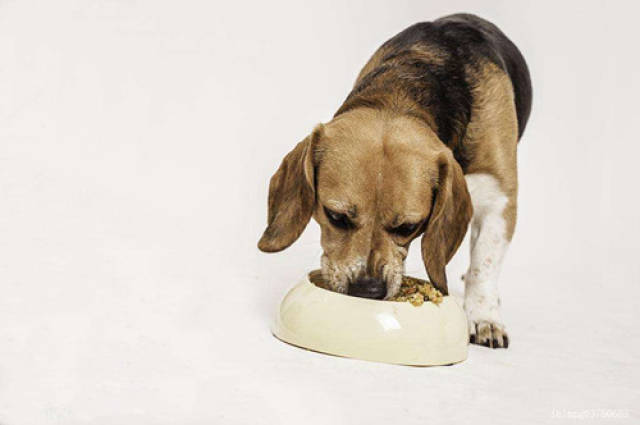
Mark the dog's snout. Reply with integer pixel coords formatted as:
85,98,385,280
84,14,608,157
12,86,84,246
348,277,387,300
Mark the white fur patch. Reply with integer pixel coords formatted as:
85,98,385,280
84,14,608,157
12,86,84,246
463,173,509,330
320,254,366,294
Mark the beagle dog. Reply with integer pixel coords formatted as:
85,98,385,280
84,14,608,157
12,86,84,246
258,13,532,349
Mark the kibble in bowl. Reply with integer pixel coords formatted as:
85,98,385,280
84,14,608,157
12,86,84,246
389,276,444,306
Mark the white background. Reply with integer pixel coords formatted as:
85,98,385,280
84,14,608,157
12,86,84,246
1,0,638,424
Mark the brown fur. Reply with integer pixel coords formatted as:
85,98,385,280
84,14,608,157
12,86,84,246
258,126,321,252
260,37,520,298
421,148,473,293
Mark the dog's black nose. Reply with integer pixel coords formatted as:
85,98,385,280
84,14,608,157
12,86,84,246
348,277,387,299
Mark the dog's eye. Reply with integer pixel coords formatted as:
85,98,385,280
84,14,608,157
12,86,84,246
324,207,354,230
389,222,420,237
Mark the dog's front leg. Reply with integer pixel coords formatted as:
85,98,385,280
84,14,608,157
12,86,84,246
463,173,515,348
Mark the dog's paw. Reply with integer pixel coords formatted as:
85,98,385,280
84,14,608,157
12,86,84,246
464,282,508,349
468,320,509,348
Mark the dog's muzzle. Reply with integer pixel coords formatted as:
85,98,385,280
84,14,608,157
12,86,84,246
347,277,387,299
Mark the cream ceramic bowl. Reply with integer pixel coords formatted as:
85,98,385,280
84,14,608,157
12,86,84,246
272,271,468,366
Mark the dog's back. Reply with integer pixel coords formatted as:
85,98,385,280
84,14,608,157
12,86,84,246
431,13,532,139
336,13,532,170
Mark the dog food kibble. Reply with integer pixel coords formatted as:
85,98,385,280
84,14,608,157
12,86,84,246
389,276,444,306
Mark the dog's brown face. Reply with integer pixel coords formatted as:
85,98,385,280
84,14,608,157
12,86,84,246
258,109,472,298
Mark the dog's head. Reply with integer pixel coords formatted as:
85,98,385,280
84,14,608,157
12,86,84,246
258,109,472,298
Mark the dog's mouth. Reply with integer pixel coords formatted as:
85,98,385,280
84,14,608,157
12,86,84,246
320,254,404,299
347,277,387,300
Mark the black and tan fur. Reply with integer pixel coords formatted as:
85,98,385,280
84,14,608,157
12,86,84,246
338,13,531,170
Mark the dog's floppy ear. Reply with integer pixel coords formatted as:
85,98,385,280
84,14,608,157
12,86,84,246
421,150,473,295
257,125,323,252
